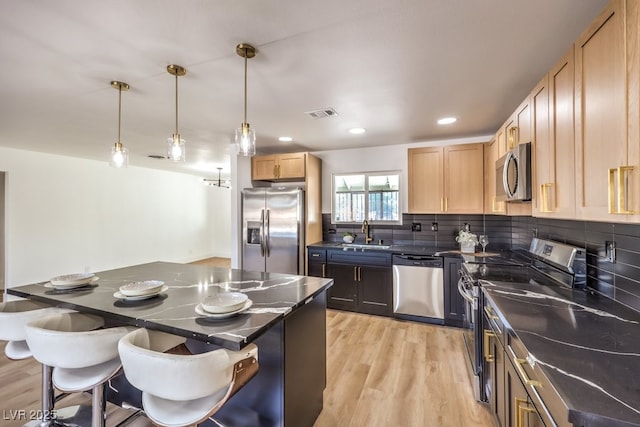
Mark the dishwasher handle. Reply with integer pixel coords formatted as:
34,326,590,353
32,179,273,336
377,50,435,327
392,254,443,268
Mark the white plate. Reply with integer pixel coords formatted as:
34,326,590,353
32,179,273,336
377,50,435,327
114,285,168,301
195,299,253,319
50,273,95,286
47,276,99,289
119,280,165,297
201,292,248,314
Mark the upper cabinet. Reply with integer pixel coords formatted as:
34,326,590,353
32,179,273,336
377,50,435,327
484,137,506,215
252,152,322,262
504,98,532,151
251,152,307,181
409,143,484,214
575,0,634,221
535,49,576,219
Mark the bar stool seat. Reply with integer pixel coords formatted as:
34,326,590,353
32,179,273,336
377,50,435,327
25,312,134,427
0,300,65,360
118,328,259,427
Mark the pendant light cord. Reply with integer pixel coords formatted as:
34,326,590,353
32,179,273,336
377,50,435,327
117,85,122,143
243,48,248,124
175,73,179,136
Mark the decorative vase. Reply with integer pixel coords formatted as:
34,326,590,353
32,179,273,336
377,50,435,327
460,243,475,253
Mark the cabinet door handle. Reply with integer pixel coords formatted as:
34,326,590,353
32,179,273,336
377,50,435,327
484,305,498,321
322,263,326,278
492,196,504,213
353,266,358,281
440,197,444,212
618,166,636,214
508,126,519,149
483,330,495,363
444,198,448,212
508,345,542,388
515,397,534,427
540,183,553,213
357,266,362,282
608,167,617,214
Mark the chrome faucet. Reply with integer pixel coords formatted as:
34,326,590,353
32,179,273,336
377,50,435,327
361,220,373,244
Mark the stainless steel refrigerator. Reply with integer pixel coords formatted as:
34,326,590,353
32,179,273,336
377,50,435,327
241,187,305,275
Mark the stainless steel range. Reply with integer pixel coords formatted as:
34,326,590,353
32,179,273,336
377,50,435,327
458,238,586,402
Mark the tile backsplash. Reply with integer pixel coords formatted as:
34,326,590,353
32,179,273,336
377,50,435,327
320,213,640,313
512,216,640,313
321,213,512,251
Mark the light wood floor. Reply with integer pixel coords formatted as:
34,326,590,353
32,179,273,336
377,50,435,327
0,257,496,427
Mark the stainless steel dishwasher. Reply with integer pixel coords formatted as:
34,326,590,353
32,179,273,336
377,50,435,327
392,255,444,321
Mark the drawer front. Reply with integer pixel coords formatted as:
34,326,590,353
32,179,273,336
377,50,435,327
483,297,505,348
308,248,326,262
327,250,392,267
507,333,569,427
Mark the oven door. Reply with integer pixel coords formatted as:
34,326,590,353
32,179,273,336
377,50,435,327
458,275,483,401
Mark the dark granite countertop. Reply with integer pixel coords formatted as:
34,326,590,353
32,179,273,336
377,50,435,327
307,241,510,258
483,280,640,427
7,261,334,351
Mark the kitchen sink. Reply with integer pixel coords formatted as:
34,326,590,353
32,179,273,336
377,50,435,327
339,243,391,250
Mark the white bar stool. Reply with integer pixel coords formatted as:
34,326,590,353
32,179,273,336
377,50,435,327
0,300,63,360
118,328,259,427
0,300,75,426
25,312,134,427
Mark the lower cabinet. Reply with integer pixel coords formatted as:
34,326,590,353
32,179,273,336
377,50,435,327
505,357,544,427
443,257,465,327
483,294,557,427
307,248,392,316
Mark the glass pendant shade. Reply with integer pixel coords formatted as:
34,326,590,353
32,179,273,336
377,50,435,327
109,81,130,168
110,142,129,168
167,64,187,162
167,134,186,162
235,123,256,156
235,43,257,157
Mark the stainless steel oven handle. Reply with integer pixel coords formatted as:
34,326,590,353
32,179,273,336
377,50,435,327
457,278,475,304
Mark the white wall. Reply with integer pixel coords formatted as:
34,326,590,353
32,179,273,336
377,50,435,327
1,146,229,288
313,135,492,214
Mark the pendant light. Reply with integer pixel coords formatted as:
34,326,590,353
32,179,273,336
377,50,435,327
235,43,257,156
203,168,231,188
167,64,187,162
109,81,130,168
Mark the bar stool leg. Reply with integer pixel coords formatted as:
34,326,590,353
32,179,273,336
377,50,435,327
91,383,106,427
41,365,55,426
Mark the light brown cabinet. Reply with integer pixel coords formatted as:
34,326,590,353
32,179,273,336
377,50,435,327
575,0,630,221
484,138,506,214
504,98,532,152
408,144,484,214
251,152,307,181
534,49,576,218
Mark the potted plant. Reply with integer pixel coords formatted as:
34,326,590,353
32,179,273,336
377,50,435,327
456,230,478,253
342,232,356,243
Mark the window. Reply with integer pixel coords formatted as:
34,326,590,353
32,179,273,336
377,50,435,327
332,172,400,224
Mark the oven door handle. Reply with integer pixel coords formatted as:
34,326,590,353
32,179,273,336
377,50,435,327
457,278,476,304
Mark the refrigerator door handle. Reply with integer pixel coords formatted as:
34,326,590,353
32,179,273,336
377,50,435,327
265,209,270,257
259,209,265,257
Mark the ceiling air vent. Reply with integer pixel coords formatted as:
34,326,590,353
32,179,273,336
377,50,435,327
305,107,339,119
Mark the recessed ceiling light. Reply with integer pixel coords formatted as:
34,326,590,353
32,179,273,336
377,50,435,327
348,128,366,135
278,136,293,142
437,117,457,125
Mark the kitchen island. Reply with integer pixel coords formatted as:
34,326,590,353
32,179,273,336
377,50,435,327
7,261,334,427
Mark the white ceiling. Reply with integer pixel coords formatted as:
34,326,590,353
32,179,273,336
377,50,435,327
0,0,609,179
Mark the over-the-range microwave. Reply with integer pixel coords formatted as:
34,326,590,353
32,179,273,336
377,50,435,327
495,142,531,202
